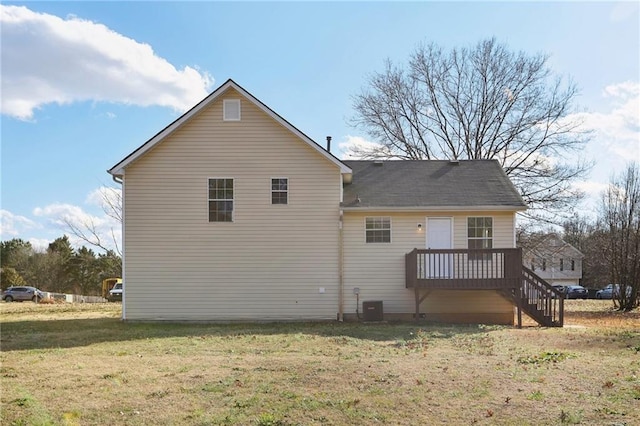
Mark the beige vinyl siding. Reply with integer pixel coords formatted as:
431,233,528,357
342,211,516,317
123,88,342,320
529,255,582,286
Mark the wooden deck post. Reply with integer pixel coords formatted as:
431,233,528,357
415,287,420,322
516,293,522,329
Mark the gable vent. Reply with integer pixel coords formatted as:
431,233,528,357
374,160,383,166
223,99,241,121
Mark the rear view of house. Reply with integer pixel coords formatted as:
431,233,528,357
109,79,563,326
341,160,528,324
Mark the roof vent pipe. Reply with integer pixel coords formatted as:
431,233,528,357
326,136,332,152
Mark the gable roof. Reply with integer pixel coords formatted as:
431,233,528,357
342,159,527,211
522,233,584,259
108,79,351,176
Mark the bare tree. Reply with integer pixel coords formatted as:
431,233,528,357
562,215,609,288
601,163,640,311
350,38,591,220
61,186,122,256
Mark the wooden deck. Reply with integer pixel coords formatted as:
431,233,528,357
405,248,523,290
405,248,564,327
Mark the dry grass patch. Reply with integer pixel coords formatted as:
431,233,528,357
1,301,639,425
564,300,640,328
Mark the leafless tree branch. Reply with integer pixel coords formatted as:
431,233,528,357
351,38,593,222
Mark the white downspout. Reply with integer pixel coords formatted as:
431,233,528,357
338,209,344,322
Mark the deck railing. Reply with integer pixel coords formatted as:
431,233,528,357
521,266,564,326
405,248,523,290
405,248,563,327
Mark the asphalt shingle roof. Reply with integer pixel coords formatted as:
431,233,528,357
342,159,527,209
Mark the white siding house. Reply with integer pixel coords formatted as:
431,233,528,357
110,79,536,325
522,234,584,287
110,81,349,320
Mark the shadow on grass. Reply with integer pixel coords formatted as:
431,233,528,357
0,317,501,352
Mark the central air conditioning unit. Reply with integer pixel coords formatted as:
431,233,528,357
362,301,383,322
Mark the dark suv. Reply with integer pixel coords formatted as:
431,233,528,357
2,286,45,302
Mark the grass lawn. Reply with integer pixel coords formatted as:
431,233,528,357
1,301,639,425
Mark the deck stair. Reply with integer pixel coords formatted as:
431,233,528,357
516,266,564,327
405,248,564,327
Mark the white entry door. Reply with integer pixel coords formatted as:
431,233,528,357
426,218,452,278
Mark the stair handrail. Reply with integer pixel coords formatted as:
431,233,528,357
521,266,564,326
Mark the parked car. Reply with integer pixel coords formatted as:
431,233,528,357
596,284,632,300
107,282,123,302
596,284,614,299
2,286,45,302
565,285,588,299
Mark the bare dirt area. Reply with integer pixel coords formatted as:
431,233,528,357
1,301,638,425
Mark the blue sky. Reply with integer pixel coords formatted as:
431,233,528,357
1,1,639,251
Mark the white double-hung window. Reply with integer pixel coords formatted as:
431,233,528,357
365,217,391,243
208,178,234,222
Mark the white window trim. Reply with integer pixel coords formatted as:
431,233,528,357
270,177,289,205
223,99,241,121
466,216,494,247
364,216,392,244
208,177,235,223
467,216,494,262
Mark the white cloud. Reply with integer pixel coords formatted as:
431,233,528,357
610,2,639,23
28,238,52,251
0,210,40,239
34,203,98,227
572,81,640,161
338,135,392,159
603,81,639,98
572,180,610,198
0,5,213,120
559,81,640,216
33,200,121,252
86,186,121,207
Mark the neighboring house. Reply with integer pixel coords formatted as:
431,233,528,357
521,233,584,287
109,79,561,326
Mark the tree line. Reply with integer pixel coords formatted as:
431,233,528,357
0,235,121,296
520,164,640,311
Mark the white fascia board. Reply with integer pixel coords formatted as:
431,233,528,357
108,80,235,177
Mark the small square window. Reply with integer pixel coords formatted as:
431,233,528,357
365,217,391,243
223,99,241,121
271,178,288,205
